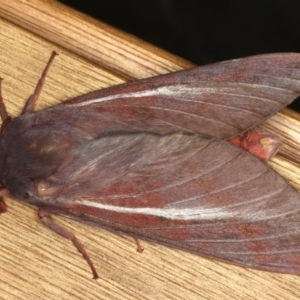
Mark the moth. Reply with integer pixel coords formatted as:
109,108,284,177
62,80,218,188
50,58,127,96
1,52,300,279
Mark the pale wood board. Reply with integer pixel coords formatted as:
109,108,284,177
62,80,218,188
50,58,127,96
0,1,300,299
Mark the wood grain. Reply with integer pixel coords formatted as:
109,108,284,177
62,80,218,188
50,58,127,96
0,0,191,79
0,1,300,300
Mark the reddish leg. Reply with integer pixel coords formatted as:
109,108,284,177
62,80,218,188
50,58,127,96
0,198,7,214
22,51,58,114
133,238,144,253
0,187,12,214
0,52,58,132
38,209,99,279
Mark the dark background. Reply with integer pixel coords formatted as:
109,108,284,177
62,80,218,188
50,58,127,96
59,0,300,110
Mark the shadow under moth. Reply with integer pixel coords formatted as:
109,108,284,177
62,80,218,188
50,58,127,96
1,52,300,279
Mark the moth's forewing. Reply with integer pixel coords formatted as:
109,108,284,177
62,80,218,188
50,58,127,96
11,131,300,274
61,53,300,139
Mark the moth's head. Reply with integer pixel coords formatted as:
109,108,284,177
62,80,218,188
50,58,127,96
0,115,41,200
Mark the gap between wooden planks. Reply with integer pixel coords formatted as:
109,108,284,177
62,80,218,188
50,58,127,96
0,1,300,300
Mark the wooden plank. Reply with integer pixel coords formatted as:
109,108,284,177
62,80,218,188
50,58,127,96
0,0,191,79
0,1,300,299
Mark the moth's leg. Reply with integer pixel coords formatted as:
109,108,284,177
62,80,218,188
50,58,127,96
0,196,7,214
0,79,11,132
22,51,58,114
133,238,144,253
0,187,13,214
0,186,7,214
38,208,99,279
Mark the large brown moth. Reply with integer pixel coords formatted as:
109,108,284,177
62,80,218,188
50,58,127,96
1,52,300,278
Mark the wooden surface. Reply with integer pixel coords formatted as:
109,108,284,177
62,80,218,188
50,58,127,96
0,1,300,299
